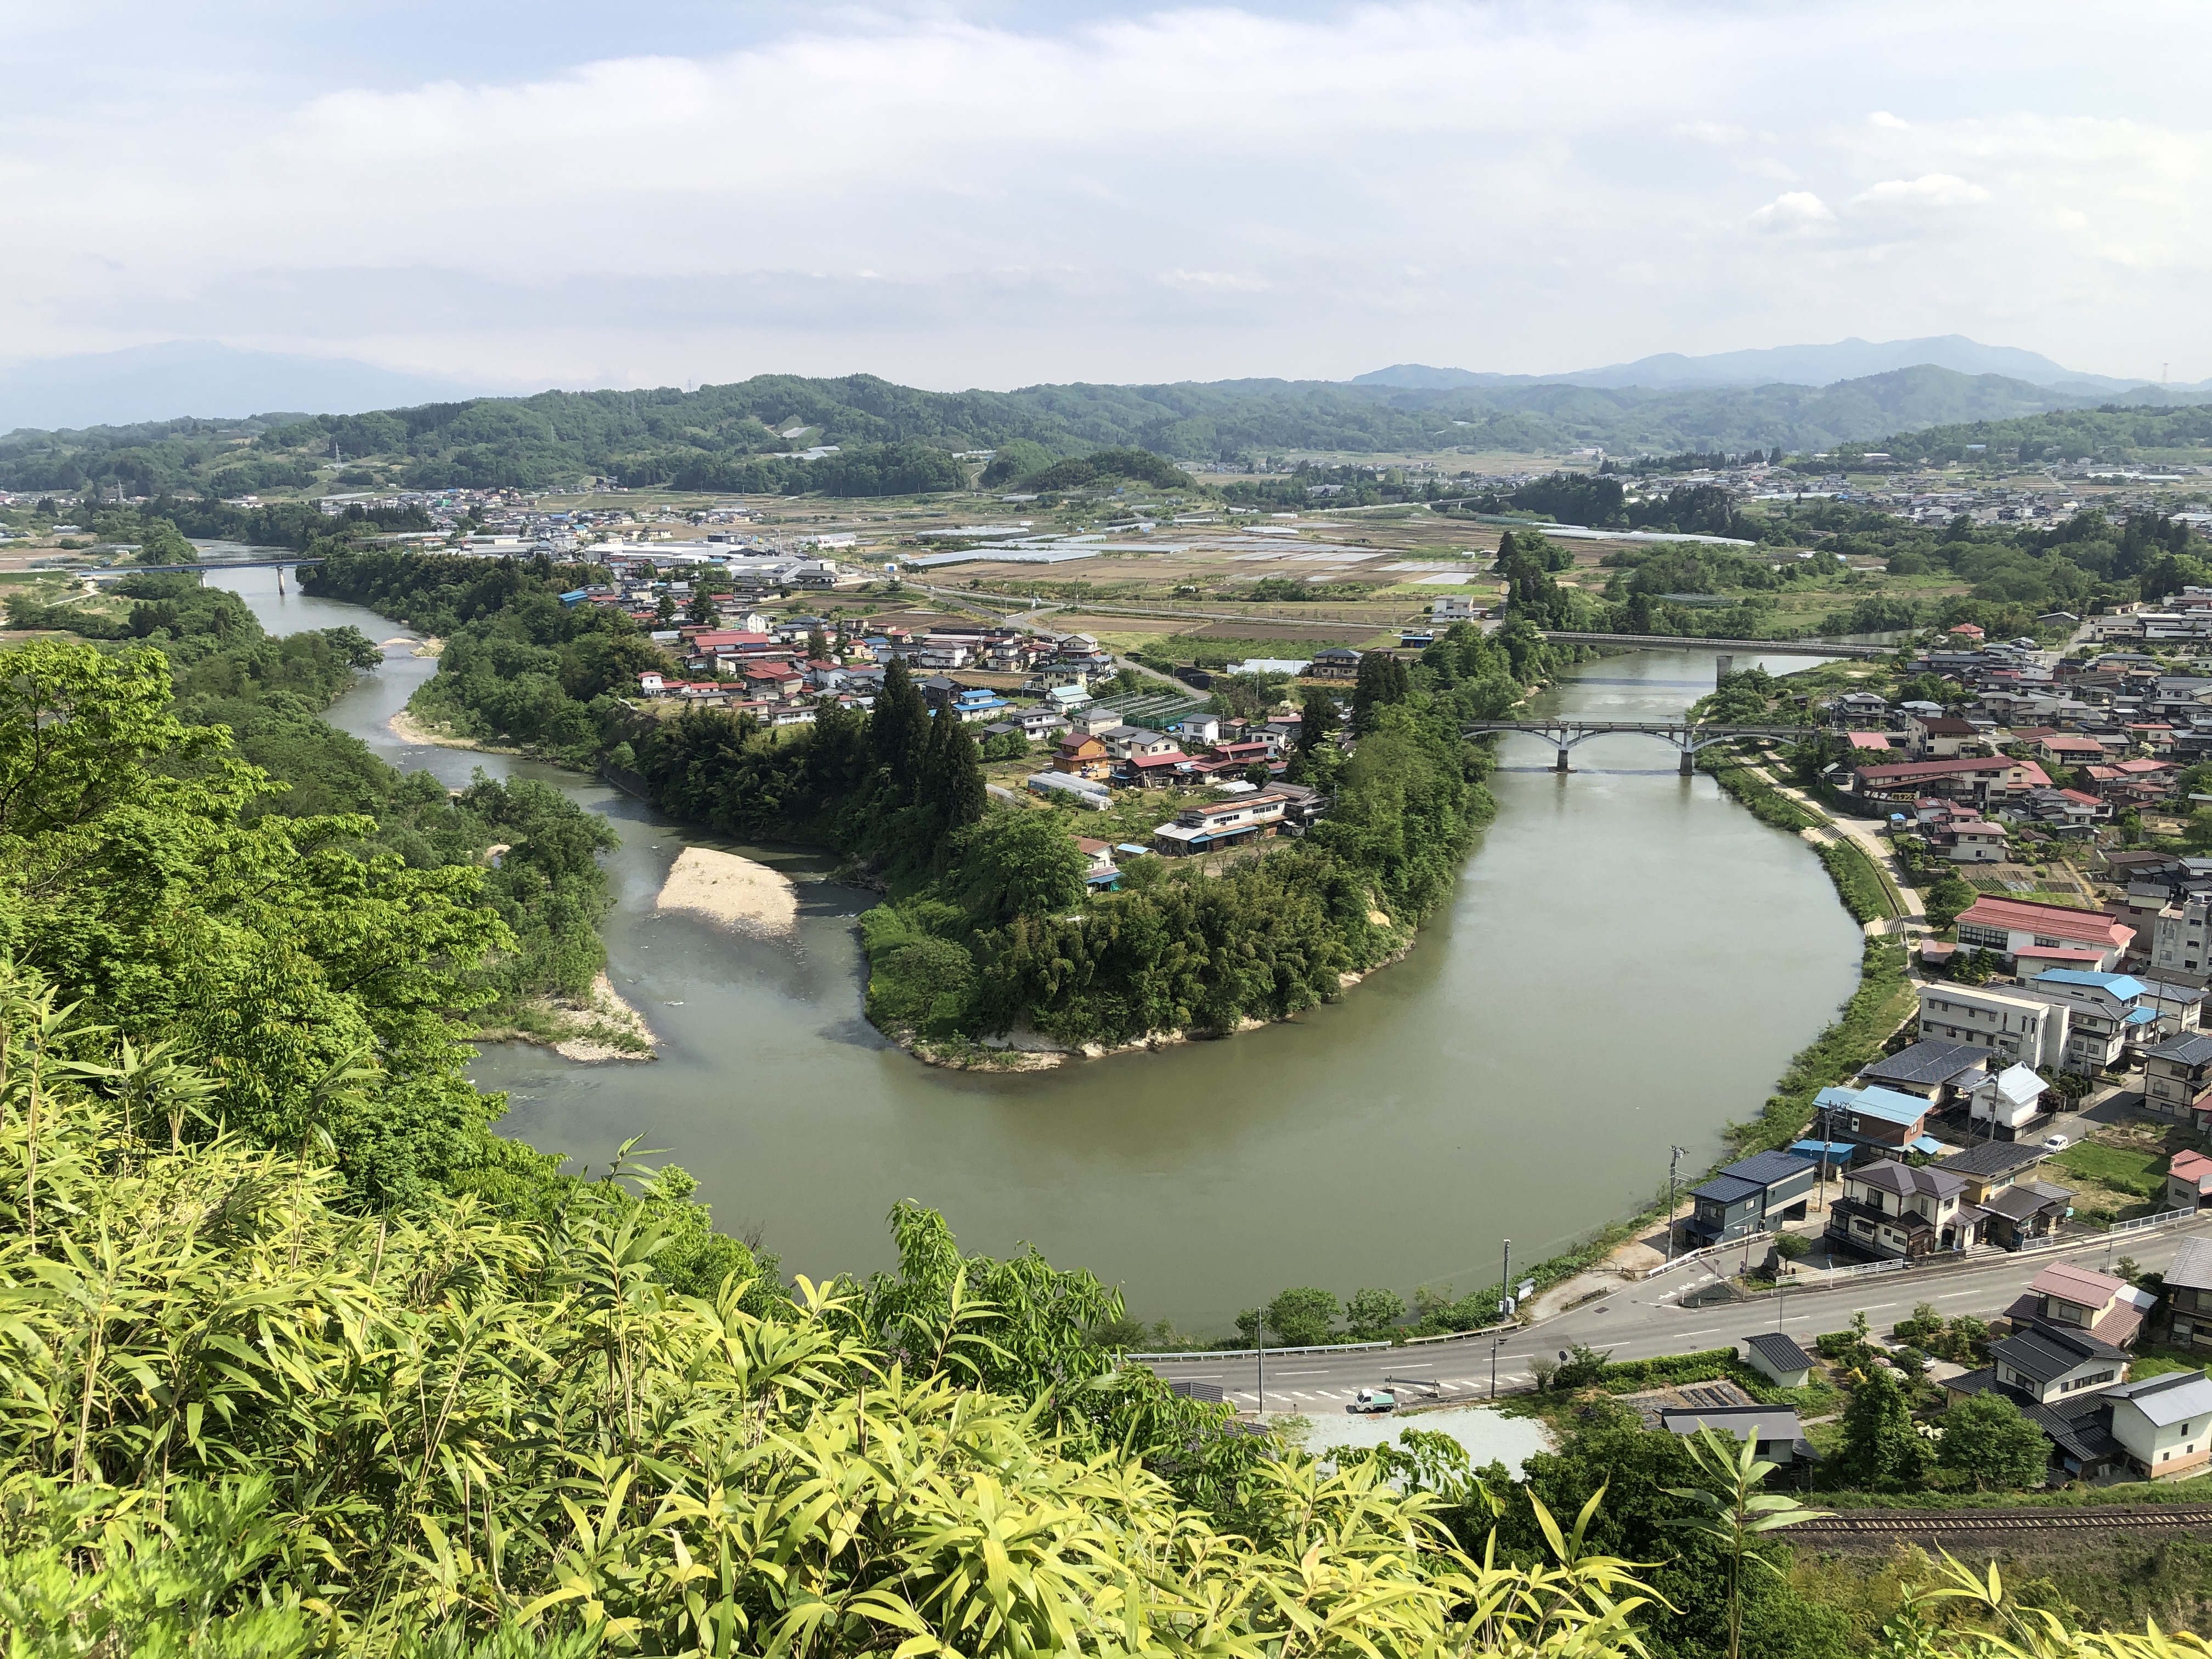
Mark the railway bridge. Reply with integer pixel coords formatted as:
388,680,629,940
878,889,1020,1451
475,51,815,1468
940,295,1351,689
1462,719,1813,774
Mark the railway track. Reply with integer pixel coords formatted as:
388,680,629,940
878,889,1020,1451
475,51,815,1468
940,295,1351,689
1791,1505,2212,1540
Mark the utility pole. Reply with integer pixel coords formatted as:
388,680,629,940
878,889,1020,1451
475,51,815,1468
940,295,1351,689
1490,1334,1505,1399
1500,1239,1511,1321
1666,1146,1688,1261
1255,1317,1265,1419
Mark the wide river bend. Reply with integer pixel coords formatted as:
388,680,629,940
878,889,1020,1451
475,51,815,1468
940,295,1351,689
211,567,1862,1331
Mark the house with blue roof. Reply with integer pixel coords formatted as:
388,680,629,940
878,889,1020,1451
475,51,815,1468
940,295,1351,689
1813,1083,1946,1155
2018,969,2157,1075
1680,1150,1820,1247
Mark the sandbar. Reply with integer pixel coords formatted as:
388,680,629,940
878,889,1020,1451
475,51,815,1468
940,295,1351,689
656,846,799,935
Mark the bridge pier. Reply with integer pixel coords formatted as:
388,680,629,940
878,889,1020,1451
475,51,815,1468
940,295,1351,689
1679,749,1694,776
1715,652,1733,684
1555,747,1570,774
275,565,286,595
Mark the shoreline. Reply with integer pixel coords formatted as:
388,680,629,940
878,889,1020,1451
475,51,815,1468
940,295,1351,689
388,705,525,755
473,972,661,1063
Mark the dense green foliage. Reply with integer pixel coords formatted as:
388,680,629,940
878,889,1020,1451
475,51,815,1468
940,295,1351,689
0,586,626,1190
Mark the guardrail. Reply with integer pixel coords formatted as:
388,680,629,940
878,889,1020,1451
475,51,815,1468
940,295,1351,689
1126,1340,1391,1363
2109,1208,2196,1236
1645,1231,1771,1280
1404,1321,1515,1346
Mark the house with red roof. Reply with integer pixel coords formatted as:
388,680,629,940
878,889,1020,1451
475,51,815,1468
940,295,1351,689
1954,895,2135,971
2005,1263,2155,1348
1852,755,2050,809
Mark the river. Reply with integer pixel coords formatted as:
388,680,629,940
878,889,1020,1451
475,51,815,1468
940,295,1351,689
208,564,1864,1332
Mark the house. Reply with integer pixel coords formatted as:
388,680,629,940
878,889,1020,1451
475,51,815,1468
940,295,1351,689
1944,1321,2134,1483
1679,1150,1818,1247
1855,1039,1990,1105
1836,690,1892,723
1952,896,2135,973
1950,1321,2130,1409
1015,708,1069,741
1741,1333,1816,1390
636,670,666,696
949,687,1011,723
2143,1034,2212,1126
1824,1159,1972,1259
1152,793,1290,856
1977,1178,2076,1251
1852,755,2051,809
1101,725,1178,761
1909,714,1983,759
1946,821,2011,862
2154,1236,2212,1351
1936,1139,2052,1207
1053,734,1113,782
2005,1262,2153,1347
1920,986,2070,1079
1432,595,1484,622
2137,980,2206,1039
2038,733,2112,768
1810,1084,1943,1153
1658,1405,1814,1468
1073,836,1121,888
1121,751,1193,788
1968,1063,2051,1138
1308,647,1363,680
2166,1150,2212,1212
1176,714,1223,746
2102,1370,2212,1481
2015,969,2158,1074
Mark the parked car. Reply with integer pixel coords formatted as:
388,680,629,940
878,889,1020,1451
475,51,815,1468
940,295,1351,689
2042,1132,2071,1152
1350,1388,1397,1414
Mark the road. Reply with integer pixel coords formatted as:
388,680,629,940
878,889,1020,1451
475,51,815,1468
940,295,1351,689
1137,1218,2212,1414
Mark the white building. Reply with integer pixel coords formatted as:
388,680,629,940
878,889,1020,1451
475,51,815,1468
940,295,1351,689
1917,984,2070,1070
1968,1063,2049,1133
2104,1370,2212,1481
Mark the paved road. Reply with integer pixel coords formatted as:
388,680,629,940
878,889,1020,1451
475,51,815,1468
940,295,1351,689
1138,1219,2212,1414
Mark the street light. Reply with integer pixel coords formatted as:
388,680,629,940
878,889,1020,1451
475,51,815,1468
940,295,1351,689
1490,1335,1507,1399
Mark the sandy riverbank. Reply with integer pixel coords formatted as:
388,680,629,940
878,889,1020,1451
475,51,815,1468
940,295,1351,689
474,973,661,1063
656,846,800,934
388,706,522,755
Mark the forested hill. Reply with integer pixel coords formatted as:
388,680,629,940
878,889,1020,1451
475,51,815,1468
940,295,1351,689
7,362,2210,495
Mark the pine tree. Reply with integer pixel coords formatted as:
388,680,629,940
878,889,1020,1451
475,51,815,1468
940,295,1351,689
872,659,929,777
941,717,987,831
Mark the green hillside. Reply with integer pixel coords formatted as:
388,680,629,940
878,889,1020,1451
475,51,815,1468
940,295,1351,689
1,365,2207,499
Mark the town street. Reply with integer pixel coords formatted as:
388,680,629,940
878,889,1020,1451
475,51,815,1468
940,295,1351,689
1136,1218,2212,1414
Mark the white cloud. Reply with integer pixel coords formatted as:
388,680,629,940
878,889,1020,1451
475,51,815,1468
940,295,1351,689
1748,191,1838,233
2,2,2211,385
1852,173,1991,206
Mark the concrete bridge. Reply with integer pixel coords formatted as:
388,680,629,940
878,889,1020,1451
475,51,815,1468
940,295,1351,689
1537,630,1892,662
75,557,325,593
1463,719,1814,774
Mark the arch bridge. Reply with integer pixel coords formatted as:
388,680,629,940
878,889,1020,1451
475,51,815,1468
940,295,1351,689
1462,719,1814,774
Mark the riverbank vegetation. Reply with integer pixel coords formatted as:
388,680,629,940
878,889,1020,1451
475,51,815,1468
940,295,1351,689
4,567,630,1058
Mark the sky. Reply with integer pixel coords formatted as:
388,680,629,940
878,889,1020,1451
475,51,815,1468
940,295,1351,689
3,0,2209,393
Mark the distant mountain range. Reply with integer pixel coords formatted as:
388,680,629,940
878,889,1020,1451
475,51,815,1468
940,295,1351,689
0,341,498,435
1351,335,2212,397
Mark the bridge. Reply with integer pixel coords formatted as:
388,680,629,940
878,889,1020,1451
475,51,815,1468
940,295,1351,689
69,557,326,594
1537,630,1892,661
1463,719,1813,774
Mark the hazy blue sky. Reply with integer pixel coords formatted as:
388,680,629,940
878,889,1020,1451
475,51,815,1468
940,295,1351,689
4,1,2208,390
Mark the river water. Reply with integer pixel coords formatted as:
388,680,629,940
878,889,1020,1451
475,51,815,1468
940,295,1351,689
208,565,1862,1331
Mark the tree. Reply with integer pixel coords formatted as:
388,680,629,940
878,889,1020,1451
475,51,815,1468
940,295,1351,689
1938,1393,2050,1491
806,627,829,662
1344,1286,1406,1340
956,810,1088,923
938,716,987,832
1265,1286,1340,1347
1350,652,1410,733
1925,874,1976,929
1835,1364,1931,1491
1666,1427,1831,1659
655,592,679,624
684,588,720,625
1298,687,1341,754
